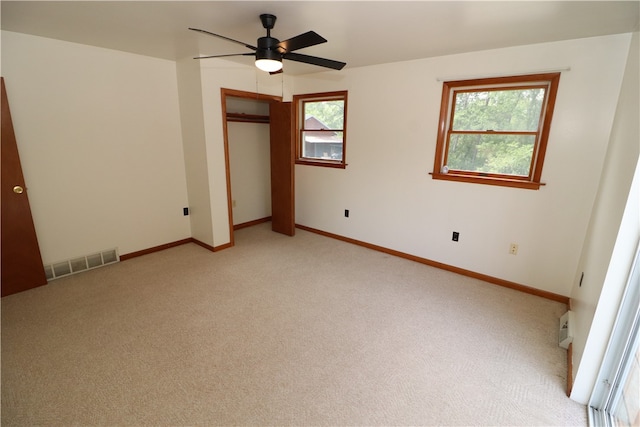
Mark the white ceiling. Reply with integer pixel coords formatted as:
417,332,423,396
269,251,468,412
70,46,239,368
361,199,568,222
2,1,639,75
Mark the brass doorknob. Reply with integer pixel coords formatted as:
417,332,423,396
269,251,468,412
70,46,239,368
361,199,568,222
13,186,23,194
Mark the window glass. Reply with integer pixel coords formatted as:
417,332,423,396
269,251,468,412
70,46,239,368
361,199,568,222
452,88,545,131
447,134,536,176
301,131,344,160
304,100,344,129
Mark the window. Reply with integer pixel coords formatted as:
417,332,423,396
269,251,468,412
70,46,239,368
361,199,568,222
432,73,560,189
589,244,640,426
294,91,348,168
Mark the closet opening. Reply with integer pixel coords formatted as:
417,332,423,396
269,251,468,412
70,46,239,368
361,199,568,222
221,88,294,247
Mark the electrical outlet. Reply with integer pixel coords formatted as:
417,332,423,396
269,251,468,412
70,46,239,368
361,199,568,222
509,243,518,255
452,232,459,242
344,209,349,218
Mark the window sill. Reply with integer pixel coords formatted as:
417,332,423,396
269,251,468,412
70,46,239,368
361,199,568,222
296,159,347,169
430,172,545,190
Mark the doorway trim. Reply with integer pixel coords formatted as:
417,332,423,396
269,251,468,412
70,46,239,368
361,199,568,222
220,88,282,247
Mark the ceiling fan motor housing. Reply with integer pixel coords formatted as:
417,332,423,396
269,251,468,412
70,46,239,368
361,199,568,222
257,36,282,60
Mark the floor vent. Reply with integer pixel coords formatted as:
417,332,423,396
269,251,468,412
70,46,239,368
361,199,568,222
559,310,574,349
44,249,119,281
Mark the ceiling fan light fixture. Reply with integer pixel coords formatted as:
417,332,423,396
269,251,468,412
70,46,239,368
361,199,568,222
255,49,282,72
255,58,283,72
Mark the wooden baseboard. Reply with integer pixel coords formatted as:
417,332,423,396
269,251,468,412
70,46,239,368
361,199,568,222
295,224,570,305
121,237,218,260
212,241,233,251
234,216,271,230
192,238,216,252
567,342,574,397
120,238,193,261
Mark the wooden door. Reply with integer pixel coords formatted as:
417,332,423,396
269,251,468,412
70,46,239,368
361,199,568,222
1,78,48,297
269,101,295,236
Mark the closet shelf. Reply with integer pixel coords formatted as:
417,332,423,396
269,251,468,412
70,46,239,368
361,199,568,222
226,112,270,123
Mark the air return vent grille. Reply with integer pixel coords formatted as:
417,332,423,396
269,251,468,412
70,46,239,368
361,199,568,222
44,248,119,280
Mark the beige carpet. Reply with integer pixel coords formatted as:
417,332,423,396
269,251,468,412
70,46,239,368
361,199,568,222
1,223,587,426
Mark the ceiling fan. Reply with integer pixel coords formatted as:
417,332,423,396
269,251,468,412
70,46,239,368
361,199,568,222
189,14,346,73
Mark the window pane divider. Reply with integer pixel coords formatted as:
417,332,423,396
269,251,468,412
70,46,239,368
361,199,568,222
449,130,539,136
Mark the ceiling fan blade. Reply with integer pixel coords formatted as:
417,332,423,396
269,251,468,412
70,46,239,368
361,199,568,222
283,52,346,70
194,53,254,60
189,28,257,51
277,31,326,53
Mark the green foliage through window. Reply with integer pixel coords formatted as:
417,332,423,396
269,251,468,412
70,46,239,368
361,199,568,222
447,87,545,176
452,88,544,131
448,134,535,176
304,100,344,129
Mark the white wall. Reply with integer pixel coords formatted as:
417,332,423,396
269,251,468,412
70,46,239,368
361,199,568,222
228,122,271,225
292,34,632,297
1,31,190,262
176,57,214,247
569,32,640,404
